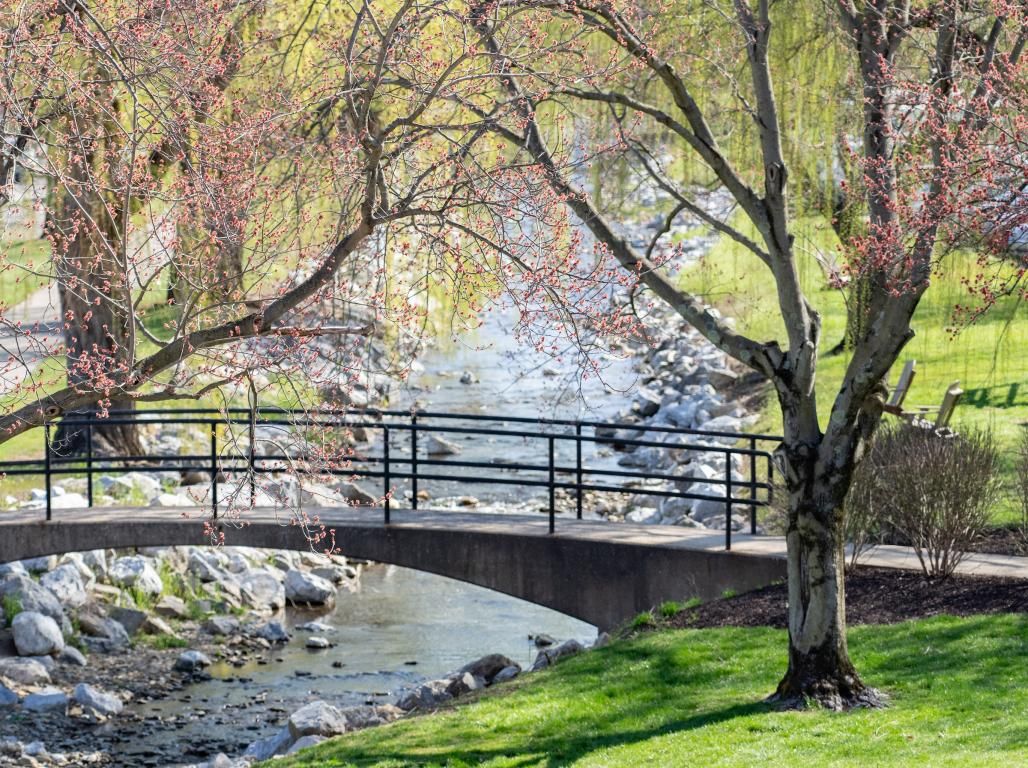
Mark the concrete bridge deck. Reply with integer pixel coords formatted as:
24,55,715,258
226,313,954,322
2,506,1025,629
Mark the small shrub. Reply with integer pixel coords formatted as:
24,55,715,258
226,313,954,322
1017,428,1028,547
139,633,189,650
872,424,999,579
720,588,738,599
630,611,654,630
2,594,23,624
845,446,887,571
659,601,682,619
682,597,702,610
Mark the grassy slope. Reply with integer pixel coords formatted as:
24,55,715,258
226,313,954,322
677,217,1028,523
274,614,1028,768
0,238,51,310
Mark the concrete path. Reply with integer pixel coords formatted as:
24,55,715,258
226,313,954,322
0,282,62,395
2,504,1026,581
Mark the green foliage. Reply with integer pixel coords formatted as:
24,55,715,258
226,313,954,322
683,597,703,610
272,615,1028,768
659,601,683,619
138,633,188,650
721,588,738,599
2,594,23,624
629,611,654,630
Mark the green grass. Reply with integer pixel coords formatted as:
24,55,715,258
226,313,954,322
0,238,51,310
273,614,1028,768
679,217,1028,523
2,594,23,624
137,633,189,650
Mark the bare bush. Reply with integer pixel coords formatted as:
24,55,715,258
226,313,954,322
843,454,883,571
1017,428,1028,547
867,424,999,578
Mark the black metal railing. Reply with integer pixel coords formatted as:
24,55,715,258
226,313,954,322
0,408,782,550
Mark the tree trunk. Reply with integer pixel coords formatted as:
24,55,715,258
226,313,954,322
770,450,885,710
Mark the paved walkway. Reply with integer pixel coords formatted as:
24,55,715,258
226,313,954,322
0,282,61,395
2,504,1026,581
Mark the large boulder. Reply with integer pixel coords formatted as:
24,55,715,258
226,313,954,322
73,683,123,716
254,621,290,644
154,595,189,620
396,679,453,711
22,688,67,713
457,654,520,685
0,657,51,685
39,565,88,608
287,701,348,740
109,607,148,636
109,556,163,596
284,570,336,606
243,727,293,762
425,435,461,456
531,639,585,671
187,552,223,583
238,569,285,610
174,650,212,673
12,612,65,657
0,575,69,633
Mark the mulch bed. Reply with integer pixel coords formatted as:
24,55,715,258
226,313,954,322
668,566,1028,630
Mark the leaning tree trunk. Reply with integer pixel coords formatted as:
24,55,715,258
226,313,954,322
51,175,143,457
770,435,885,710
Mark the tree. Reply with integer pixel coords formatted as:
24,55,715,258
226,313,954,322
465,0,1026,707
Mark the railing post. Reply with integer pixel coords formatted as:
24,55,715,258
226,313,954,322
249,408,256,508
725,449,732,551
210,422,218,519
383,425,391,525
411,412,418,511
749,438,757,535
86,422,94,508
768,453,775,511
44,423,52,522
575,424,583,520
548,435,555,534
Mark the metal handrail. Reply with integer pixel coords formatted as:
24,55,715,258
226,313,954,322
1,408,782,550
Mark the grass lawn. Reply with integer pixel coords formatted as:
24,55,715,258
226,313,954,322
677,217,1028,523
0,238,51,310
273,614,1028,768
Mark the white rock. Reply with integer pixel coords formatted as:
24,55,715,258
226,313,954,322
153,492,193,507
243,727,293,761
73,683,123,716
284,570,337,606
174,650,212,672
305,636,330,649
40,564,88,608
425,435,461,456
109,556,163,596
287,735,326,754
288,701,348,740
0,657,51,685
238,569,286,610
12,612,65,656
23,688,67,713
625,507,662,525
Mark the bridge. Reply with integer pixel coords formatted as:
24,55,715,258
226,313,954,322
0,408,787,629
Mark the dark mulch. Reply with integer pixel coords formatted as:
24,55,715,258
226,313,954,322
668,566,1028,630
967,526,1027,557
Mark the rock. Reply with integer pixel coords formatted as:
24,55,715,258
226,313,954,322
109,556,163,596
76,612,131,649
305,636,330,649
254,620,290,644
288,700,348,740
296,620,333,633
633,387,662,417
39,564,88,609
396,679,452,711
493,665,520,684
58,646,87,667
284,569,336,606
0,657,50,685
458,653,520,683
154,595,189,620
340,704,403,730
243,727,293,761
0,561,28,578
238,569,285,610
659,496,693,520
664,400,699,428
80,550,109,582
109,607,147,636
532,639,585,671
27,654,55,672
141,615,177,636
152,492,193,507
707,367,739,388
73,683,123,716
625,507,663,525
287,735,326,754
174,650,212,672
188,552,223,583
445,671,485,697
458,370,478,385
532,634,556,648
0,575,70,632
13,611,65,656
20,555,57,573
310,566,349,584
23,688,67,713
0,684,17,707
425,435,461,456
203,616,240,636
334,481,376,505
